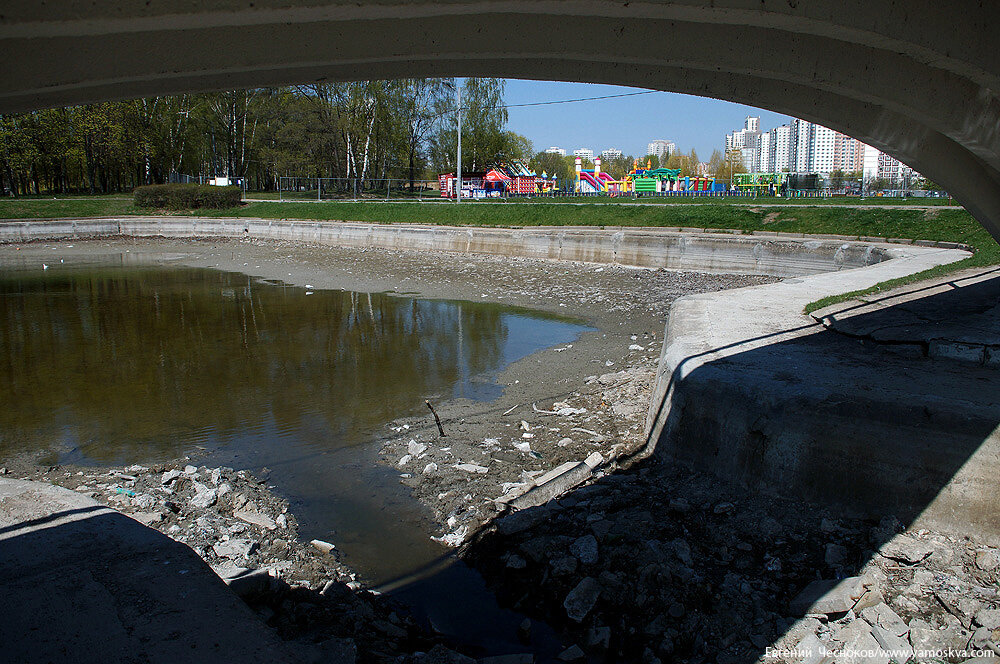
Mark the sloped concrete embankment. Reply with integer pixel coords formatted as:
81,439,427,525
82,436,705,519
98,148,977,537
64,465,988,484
2,216,988,541
0,216,963,276
0,478,298,664
644,243,1000,543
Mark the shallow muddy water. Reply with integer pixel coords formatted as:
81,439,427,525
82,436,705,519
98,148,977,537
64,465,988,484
0,257,592,652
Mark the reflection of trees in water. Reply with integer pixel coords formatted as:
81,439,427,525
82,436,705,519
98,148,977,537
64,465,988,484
0,268,508,462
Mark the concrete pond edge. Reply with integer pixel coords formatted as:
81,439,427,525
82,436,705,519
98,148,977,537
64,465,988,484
641,241,1000,543
2,218,985,532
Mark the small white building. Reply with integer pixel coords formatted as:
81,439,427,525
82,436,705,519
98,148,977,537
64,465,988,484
207,176,243,187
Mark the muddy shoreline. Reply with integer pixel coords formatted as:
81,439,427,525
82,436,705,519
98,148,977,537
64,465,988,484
3,236,996,663
0,237,776,553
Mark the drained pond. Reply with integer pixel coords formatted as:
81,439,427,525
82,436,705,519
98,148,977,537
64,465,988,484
0,257,593,652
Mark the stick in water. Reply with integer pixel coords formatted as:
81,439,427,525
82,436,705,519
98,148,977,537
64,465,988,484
425,400,446,437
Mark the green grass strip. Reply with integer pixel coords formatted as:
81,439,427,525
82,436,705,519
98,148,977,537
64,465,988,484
1,198,996,313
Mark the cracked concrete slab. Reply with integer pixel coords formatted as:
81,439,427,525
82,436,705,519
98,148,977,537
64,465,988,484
646,244,1000,542
813,267,1000,365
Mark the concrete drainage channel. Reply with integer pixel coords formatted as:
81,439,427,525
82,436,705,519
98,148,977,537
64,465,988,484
1,218,994,662
0,217,983,537
0,215,971,276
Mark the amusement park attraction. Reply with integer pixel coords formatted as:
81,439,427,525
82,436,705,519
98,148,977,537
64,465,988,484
437,158,799,199
575,157,626,194
731,172,788,195
438,160,557,198
617,159,720,194
573,157,721,195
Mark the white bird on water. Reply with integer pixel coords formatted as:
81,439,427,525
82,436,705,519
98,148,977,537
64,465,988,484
42,263,48,270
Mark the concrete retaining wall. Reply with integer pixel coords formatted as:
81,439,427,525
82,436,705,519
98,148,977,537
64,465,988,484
0,216,912,278
2,216,992,539
644,243,1000,543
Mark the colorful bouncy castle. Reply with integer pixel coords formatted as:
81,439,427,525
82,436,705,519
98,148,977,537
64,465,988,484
440,160,557,198
624,160,720,193
575,157,625,194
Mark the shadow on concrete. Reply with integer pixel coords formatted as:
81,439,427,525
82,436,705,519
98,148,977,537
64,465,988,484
814,265,1000,320
0,480,297,664
0,504,105,536
447,279,1000,663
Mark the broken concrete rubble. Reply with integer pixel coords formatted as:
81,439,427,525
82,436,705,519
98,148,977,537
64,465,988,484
235,510,277,530
464,452,1000,664
789,577,870,616
563,577,601,622
213,538,256,559
878,535,934,565
498,452,605,512
15,461,462,663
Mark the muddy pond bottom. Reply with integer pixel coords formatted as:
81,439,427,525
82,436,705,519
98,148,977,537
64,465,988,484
0,258,592,656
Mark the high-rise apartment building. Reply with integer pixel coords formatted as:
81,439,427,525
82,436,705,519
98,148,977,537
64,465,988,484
862,144,917,185
601,148,623,160
770,124,793,172
792,120,864,174
646,140,675,160
573,148,594,161
758,131,773,172
545,146,566,156
726,117,761,171
723,117,919,184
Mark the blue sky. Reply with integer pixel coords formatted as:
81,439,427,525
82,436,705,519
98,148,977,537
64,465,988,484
501,79,792,160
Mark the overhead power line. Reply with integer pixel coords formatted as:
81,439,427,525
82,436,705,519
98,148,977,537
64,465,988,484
427,88,660,120
501,90,658,109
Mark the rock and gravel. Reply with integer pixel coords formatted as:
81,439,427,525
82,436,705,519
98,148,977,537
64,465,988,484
461,458,1000,664
8,461,462,662
4,237,995,662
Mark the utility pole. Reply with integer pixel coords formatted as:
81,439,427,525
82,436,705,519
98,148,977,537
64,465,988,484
455,79,462,204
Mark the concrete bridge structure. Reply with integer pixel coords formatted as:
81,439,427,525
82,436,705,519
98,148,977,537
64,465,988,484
2,1,1000,243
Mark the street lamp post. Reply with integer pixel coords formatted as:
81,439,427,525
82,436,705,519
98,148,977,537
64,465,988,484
455,80,462,204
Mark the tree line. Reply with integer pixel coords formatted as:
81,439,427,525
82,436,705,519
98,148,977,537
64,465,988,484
0,79,534,196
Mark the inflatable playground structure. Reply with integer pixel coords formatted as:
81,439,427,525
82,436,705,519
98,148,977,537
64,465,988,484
439,160,818,199
579,158,722,195
438,161,558,199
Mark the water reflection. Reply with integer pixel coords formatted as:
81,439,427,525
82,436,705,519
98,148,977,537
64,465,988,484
0,265,582,463
0,262,588,588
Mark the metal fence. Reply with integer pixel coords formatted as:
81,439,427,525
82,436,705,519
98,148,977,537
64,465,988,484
277,177,442,201
276,177,776,201
248,175,950,202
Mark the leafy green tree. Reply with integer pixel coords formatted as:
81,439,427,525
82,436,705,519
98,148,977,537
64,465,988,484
501,132,534,162
600,155,633,180
665,149,701,176
396,79,451,190
707,148,725,176
721,149,747,181
0,77,525,194
530,151,571,181
429,78,510,173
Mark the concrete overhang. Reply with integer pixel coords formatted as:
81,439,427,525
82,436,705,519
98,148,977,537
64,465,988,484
2,1,1000,241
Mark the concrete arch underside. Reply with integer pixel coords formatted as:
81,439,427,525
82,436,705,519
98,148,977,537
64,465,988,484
2,1,1000,240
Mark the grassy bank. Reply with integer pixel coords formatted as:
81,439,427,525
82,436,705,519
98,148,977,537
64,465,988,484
0,197,132,218
247,194,959,206
1,197,996,310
